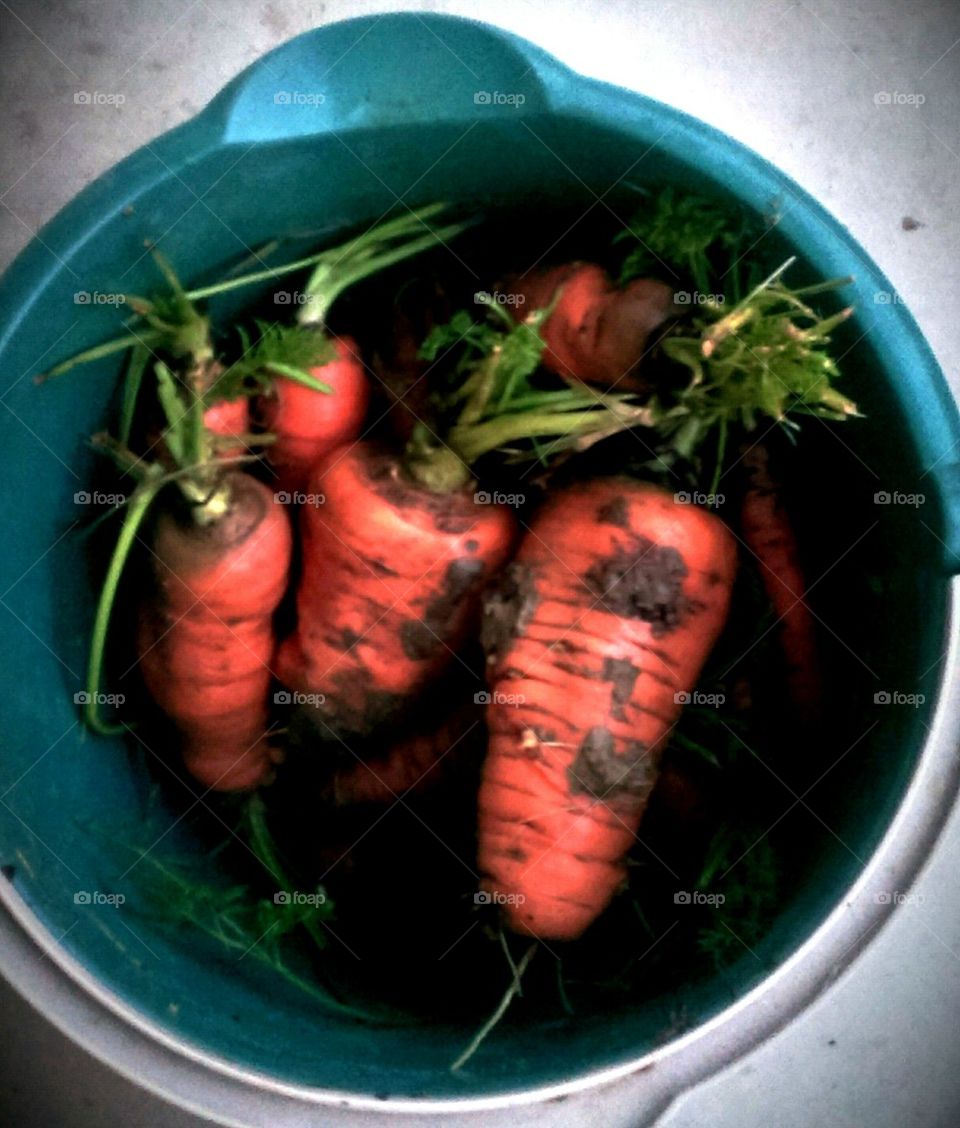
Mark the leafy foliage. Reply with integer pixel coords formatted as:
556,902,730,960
616,185,755,295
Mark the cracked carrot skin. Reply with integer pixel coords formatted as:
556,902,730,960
275,441,517,737
477,478,737,941
137,473,293,792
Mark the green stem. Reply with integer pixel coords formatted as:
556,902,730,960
84,470,164,735
245,795,329,954
296,219,469,328
118,345,149,448
45,330,165,378
450,404,643,467
450,942,537,1072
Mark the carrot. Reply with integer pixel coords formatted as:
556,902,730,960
276,303,647,738
476,477,737,940
257,335,369,495
501,262,677,390
137,472,292,790
203,395,250,460
275,440,516,735
330,696,480,805
237,207,469,492
739,442,821,720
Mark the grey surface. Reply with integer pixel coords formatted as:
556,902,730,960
1,1,959,1125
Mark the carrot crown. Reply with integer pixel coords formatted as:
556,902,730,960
405,295,650,491
618,186,858,489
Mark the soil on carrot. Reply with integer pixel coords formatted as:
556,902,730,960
584,538,691,634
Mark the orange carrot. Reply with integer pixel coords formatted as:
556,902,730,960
501,262,677,389
739,442,821,719
137,473,292,791
275,441,516,735
477,477,736,940
257,335,369,495
330,698,480,805
203,396,250,460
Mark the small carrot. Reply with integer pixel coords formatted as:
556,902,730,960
739,442,821,719
203,395,251,460
238,206,469,494
330,697,481,805
500,262,678,389
256,334,369,495
138,472,292,790
477,477,737,941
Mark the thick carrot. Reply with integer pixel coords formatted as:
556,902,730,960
739,442,821,719
137,473,292,791
275,441,516,735
477,478,737,940
257,335,369,495
501,262,677,389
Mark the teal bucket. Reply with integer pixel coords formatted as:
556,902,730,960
1,13,959,1119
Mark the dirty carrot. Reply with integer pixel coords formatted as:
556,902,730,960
477,477,737,941
500,262,678,389
138,471,292,790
